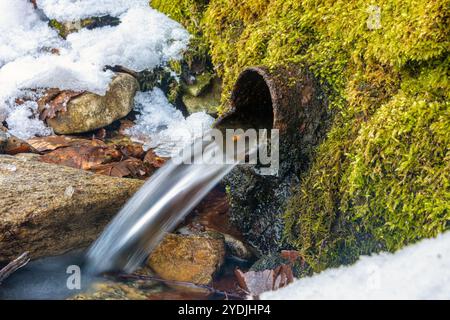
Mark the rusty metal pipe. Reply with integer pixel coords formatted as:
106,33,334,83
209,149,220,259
216,65,330,254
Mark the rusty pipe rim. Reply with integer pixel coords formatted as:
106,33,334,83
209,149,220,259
216,65,295,132
231,66,281,129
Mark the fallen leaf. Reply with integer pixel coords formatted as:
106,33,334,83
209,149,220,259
91,158,147,178
40,143,121,170
27,135,72,153
120,144,145,159
39,90,84,121
235,264,295,297
37,88,61,111
50,48,60,55
212,273,247,299
143,150,167,168
280,250,300,264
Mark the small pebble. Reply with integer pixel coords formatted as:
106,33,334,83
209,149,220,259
64,186,75,198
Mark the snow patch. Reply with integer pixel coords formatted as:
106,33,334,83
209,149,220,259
0,1,61,67
6,100,54,140
37,0,149,21
0,0,189,140
126,89,215,157
67,8,189,72
261,232,450,300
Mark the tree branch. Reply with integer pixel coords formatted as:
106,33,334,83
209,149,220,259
0,252,30,285
115,273,245,300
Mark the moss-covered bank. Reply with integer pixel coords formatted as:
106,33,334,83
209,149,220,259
152,0,450,272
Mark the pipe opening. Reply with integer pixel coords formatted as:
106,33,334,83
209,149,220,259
218,69,275,130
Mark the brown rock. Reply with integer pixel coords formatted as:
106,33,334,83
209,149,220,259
0,155,143,262
47,73,139,134
0,131,36,155
148,233,225,285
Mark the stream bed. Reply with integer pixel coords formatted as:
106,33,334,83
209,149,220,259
0,188,249,300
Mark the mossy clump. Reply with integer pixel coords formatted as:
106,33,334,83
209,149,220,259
154,0,450,272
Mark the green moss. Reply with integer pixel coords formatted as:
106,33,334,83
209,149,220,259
49,19,66,36
156,0,450,271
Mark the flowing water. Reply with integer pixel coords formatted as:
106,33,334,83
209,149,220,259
86,134,250,274
1,133,254,299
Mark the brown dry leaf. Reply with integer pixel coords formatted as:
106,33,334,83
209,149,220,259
39,90,84,121
37,88,61,111
280,250,300,264
27,135,72,153
235,264,295,297
40,143,121,170
30,0,37,9
144,150,167,168
212,273,247,299
119,144,145,159
50,48,60,55
92,158,147,178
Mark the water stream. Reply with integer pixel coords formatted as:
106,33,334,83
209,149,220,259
1,132,255,299
86,133,249,274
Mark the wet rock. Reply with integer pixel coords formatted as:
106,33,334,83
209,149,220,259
223,233,255,262
0,131,36,155
182,77,222,116
183,72,214,97
50,16,121,38
148,233,226,285
177,225,255,262
47,73,139,134
136,67,179,101
0,155,143,262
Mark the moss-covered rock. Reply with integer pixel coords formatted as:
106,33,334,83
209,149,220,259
155,0,449,272
182,72,214,97
182,77,222,115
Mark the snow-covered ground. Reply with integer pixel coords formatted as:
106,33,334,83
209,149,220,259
37,0,149,21
261,232,450,300
126,89,215,157
0,0,213,152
